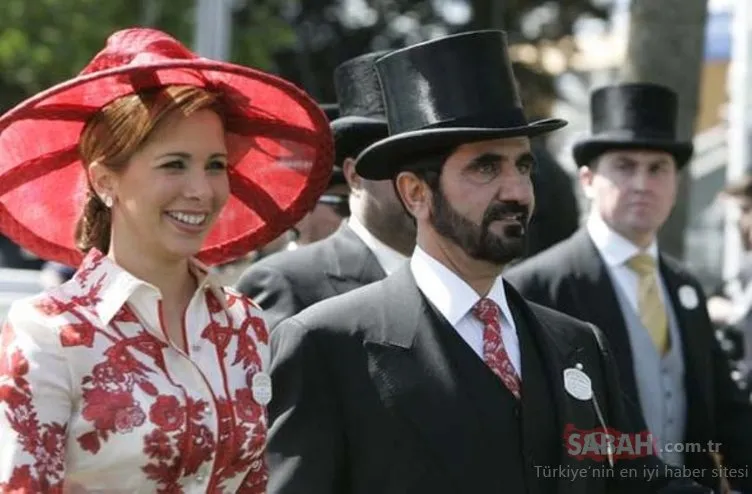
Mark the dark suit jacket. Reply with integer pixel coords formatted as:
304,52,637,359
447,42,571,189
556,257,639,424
505,228,752,492
235,223,387,330
267,265,699,494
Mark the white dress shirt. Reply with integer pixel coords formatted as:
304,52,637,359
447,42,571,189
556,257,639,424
348,215,408,276
410,246,521,376
586,211,668,311
0,249,269,493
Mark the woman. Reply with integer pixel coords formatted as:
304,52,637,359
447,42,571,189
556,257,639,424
0,28,333,492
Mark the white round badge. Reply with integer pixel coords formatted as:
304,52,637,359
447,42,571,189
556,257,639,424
678,285,699,310
251,372,272,406
563,367,593,401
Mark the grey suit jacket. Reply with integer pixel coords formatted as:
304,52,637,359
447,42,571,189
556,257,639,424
235,223,387,330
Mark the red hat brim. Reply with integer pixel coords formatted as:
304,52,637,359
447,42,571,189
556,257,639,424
0,59,334,267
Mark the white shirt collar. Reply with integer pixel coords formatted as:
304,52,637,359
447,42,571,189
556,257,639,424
78,250,225,326
586,211,659,267
348,215,408,276
409,245,515,327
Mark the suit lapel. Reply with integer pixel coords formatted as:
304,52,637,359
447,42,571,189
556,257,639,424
566,230,640,404
505,284,594,494
324,223,386,294
365,267,498,493
658,259,712,423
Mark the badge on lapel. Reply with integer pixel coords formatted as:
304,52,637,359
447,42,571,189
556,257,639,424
565,363,615,467
564,366,592,401
678,285,699,310
250,372,272,406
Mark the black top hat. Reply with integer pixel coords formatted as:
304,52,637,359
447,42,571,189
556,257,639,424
572,83,694,169
331,51,390,170
354,30,567,180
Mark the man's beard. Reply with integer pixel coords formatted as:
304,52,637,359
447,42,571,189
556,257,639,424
429,186,530,265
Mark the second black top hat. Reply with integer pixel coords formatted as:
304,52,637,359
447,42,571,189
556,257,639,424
572,83,694,168
330,51,390,170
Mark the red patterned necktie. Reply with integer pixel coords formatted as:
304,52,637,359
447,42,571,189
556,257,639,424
472,298,521,399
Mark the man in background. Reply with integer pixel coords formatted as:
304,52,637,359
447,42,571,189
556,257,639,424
506,82,752,493
235,51,415,330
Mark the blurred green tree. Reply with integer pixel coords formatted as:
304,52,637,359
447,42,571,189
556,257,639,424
0,0,609,115
0,0,187,109
264,0,609,108
0,0,297,110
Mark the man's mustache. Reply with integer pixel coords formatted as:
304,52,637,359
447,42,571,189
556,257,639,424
482,202,530,226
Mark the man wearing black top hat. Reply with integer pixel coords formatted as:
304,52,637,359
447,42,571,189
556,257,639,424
267,33,710,494
235,51,416,330
506,82,752,493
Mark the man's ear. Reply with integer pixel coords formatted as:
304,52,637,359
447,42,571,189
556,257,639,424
578,165,595,200
395,171,432,222
342,157,361,192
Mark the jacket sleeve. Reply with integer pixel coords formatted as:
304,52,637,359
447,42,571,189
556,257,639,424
266,318,345,494
235,264,302,331
0,301,71,492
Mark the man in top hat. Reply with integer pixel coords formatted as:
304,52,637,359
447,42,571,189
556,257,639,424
506,82,752,493
235,51,416,330
267,33,711,494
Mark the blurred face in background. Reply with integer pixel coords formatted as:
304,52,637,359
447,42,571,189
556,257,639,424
344,157,417,256
294,183,350,245
580,149,677,248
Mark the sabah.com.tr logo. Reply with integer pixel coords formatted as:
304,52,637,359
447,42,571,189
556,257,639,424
565,424,654,462
563,424,719,462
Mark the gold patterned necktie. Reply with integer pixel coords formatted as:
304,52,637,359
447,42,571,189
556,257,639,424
626,253,669,354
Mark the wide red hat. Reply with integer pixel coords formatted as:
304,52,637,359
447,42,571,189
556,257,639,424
0,28,334,267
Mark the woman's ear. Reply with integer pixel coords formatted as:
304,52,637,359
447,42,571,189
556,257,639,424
88,161,115,202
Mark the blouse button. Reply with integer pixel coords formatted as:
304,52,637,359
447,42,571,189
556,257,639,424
191,344,201,353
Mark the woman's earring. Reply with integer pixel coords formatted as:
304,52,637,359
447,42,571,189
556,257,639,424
102,195,113,208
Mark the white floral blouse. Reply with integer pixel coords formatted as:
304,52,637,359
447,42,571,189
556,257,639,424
0,249,270,493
